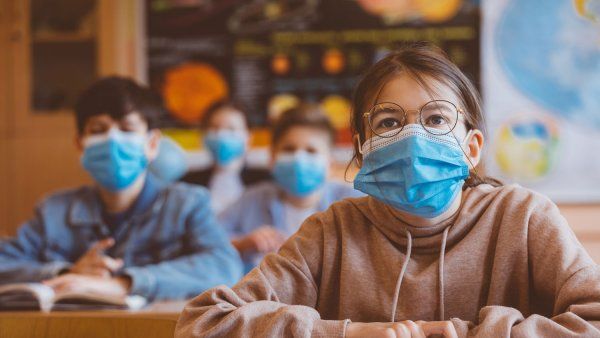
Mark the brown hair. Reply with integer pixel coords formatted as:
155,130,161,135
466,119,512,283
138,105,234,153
200,99,250,130
350,41,501,188
272,103,336,147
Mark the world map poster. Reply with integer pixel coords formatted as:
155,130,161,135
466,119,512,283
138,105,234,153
483,0,600,202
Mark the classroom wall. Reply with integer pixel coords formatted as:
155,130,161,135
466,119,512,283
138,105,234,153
0,0,145,237
560,205,600,262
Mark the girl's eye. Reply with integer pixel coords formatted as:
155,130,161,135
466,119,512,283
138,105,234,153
425,114,448,126
379,118,400,129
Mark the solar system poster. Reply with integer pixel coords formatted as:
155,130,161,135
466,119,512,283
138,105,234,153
146,0,481,153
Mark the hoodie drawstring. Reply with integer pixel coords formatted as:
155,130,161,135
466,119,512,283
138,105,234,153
390,229,412,322
438,226,449,321
390,226,451,323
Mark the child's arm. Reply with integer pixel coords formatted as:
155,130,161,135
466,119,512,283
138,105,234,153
122,188,243,301
451,200,600,337
175,214,349,338
0,207,71,283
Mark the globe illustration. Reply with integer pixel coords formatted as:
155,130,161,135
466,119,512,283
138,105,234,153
495,0,600,130
494,116,560,181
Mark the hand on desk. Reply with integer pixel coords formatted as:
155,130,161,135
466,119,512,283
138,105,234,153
43,274,132,298
69,238,123,278
232,226,286,255
346,321,458,338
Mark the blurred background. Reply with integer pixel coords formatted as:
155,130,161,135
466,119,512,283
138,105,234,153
1,0,599,255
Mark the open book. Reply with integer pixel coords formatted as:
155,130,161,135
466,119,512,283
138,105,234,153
0,283,147,312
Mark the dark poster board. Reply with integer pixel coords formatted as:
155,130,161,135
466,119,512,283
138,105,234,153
147,0,480,146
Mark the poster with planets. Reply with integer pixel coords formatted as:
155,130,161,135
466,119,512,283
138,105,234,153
483,0,600,202
146,0,480,167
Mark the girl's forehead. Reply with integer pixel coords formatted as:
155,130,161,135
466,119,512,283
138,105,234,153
372,74,460,108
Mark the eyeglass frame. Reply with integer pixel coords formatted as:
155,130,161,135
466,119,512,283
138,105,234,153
362,99,467,137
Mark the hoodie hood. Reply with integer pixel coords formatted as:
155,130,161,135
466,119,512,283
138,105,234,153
349,183,503,254
349,183,506,321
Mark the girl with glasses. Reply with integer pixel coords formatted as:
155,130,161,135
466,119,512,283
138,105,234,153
175,42,600,338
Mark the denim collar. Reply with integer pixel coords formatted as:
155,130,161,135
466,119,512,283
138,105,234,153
68,174,166,227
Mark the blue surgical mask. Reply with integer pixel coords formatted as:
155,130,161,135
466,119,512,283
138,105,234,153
81,130,149,191
149,137,188,182
204,130,247,166
354,124,470,218
273,151,327,197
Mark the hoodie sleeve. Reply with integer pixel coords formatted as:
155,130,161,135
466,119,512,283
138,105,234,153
450,196,600,337
174,214,349,338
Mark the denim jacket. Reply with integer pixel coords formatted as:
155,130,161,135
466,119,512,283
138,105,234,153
219,181,363,272
0,176,243,301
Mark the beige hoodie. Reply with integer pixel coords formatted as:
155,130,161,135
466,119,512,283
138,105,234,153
176,184,600,337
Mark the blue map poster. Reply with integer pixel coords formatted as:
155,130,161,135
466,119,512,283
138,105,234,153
483,0,600,202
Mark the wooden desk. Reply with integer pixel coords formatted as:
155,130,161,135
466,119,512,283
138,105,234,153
0,300,187,338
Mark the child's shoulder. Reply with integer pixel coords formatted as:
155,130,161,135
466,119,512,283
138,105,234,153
304,195,372,230
470,183,555,209
466,183,561,228
236,181,279,202
325,180,365,199
37,185,95,209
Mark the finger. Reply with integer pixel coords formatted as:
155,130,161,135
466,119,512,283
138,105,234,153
86,267,112,278
421,321,457,338
262,232,281,252
43,275,76,290
273,229,287,242
383,328,397,338
52,281,75,294
253,234,270,253
90,238,115,253
264,229,285,246
42,275,71,287
401,320,425,338
99,256,124,272
391,323,411,338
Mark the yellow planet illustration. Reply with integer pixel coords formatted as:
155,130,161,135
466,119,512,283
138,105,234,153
268,94,300,122
416,0,463,23
574,0,600,22
356,0,463,24
163,62,228,124
320,95,351,130
356,0,415,22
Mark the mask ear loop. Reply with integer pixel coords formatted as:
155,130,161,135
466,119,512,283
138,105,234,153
354,133,365,168
448,127,481,179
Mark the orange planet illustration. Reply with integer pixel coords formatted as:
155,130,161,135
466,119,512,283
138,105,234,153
272,53,291,75
162,62,228,124
322,48,345,74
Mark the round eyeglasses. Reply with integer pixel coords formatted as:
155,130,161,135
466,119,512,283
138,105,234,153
363,100,464,137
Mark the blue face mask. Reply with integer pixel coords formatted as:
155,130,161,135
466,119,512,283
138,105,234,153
149,137,188,182
273,151,327,197
81,130,149,191
354,124,470,218
204,130,247,166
